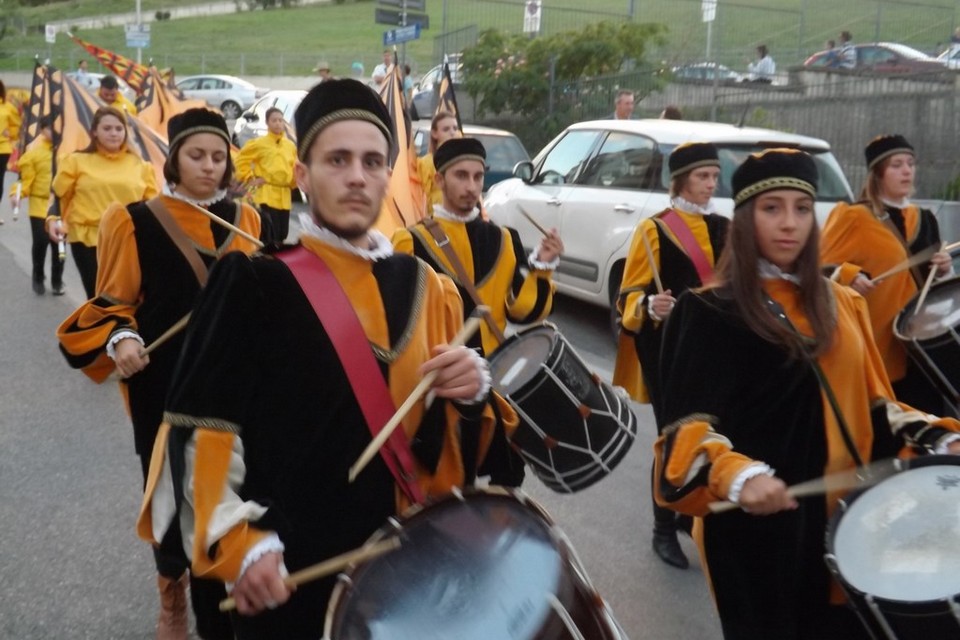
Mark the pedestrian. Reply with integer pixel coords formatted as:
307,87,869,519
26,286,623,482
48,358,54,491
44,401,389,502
403,63,414,101
393,137,563,485
76,59,91,85
98,75,138,115
137,79,494,638
48,106,158,298
0,79,22,225
235,106,297,243
746,44,775,83
372,48,392,79
653,148,960,639
606,89,635,120
613,142,728,569
416,110,460,211
9,114,63,295
312,60,332,82
659,105,683,120
58,108,261,640
820,134,953,418
837,31,856,70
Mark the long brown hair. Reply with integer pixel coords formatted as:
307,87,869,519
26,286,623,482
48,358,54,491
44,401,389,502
859,154,914,217
80,106,130,154
712,197,835,357
429,110,457,154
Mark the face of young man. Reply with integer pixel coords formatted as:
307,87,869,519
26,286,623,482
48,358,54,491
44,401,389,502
679,166,720,206
295,120,391,246
266,111,286,136
437,158,485,215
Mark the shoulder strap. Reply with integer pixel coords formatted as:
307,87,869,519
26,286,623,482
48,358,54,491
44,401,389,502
422,218,507,345
276,245,425,504
877,209,924,287
659,209,715,285
145,198,208,287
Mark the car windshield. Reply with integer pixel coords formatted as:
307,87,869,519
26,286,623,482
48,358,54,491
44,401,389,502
656,144,850,201
475,134,528,173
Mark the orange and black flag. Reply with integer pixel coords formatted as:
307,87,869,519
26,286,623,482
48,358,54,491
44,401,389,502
435,57,463,133
68,32,149,94
136,67,207,135
376,52,426,235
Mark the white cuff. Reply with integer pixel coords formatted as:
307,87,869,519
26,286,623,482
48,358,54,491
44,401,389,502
934,433,960,454
106,330,143,360
227,533,286,591
464,348,492,404
935,264,955,282
646,294,674,323
727,463,774,504
528,243,559,271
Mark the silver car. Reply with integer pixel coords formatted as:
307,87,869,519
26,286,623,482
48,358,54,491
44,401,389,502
175,74,266,119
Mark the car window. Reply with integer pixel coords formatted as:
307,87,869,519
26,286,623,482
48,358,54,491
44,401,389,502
178,79,199,91
419,67,441,90
578,132,659,189
535,130,601,185
476,134,528,173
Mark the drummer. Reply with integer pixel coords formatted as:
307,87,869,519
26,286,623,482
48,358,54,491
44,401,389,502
392,137,563,485
821,134,953,418
652,148,960,639
612,142,729,569
137,79,506,637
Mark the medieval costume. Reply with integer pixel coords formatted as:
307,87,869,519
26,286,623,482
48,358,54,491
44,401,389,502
235,126,297,243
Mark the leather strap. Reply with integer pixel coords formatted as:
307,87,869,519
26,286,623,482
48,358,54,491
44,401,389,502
659,210,715,285
421,217,507,345
276,245,425,504
877,208,924,287
146,198,208,287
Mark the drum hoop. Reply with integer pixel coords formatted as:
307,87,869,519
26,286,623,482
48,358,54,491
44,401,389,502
893,275,960,341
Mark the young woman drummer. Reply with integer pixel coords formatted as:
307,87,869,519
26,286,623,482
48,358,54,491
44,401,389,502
820,135,952,417
613,142,729,569
653,148,960,639
57,109,261,640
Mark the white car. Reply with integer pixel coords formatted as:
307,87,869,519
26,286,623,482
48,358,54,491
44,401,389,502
485,119,854,322
232,89,306,147
937,44,960,70
175,74,266,119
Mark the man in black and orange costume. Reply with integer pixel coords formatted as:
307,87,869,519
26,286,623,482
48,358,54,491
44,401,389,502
137,80,508,638
613,142,729,569
392,137,562,485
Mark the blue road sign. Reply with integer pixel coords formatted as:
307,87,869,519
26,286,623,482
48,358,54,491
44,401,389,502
383,23,421,46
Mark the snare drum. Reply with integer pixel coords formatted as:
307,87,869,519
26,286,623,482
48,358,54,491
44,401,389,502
825,456,960,639
323,489,626,640
488,323,638,493
894,277,960,404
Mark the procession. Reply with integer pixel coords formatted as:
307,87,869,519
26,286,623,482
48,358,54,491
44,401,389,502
3,1,960,639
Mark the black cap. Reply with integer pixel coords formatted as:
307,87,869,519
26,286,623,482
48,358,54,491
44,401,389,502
167,108,231,149
732,148,818,206
294,79,393,161
668,142,719,178
433,137,486,173
865,134,914,171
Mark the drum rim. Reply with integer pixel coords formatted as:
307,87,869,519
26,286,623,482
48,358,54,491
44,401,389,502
893,275,960,342
488,322,563,395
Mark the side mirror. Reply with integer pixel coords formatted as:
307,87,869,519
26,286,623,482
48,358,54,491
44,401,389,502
242,112,259,122
513,161,534,183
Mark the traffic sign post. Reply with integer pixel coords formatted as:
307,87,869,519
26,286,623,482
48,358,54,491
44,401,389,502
125,23,151,49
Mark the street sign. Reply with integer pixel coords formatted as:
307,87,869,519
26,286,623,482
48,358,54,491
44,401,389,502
125,23,151,48
383,24,422,47
375,8,430,29
378,0,425,9
701,0,717,23
44,25,56,44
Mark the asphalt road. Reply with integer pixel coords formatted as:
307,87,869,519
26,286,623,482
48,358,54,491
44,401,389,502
0,197,722,638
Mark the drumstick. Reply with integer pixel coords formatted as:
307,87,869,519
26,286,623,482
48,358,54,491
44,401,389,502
518,207,550,238
943,240,960,253
184,200,264,249
108,313,192,381
870,245,938,284
913,241,946,315
640,230,664,295
217,537,401,612
348,313,484,483
708,458,901,514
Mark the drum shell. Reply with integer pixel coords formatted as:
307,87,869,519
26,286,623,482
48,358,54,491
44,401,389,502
894,277,960,404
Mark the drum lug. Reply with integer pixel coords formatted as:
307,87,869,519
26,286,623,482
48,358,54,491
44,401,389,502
823,553,839,577
950,596,960,626
865,594,898,640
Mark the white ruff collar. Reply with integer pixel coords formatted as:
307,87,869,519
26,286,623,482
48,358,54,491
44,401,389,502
163,182,228,208
881,196,911,210
297,212,393,261
432,204,480,223
758,258,801,285
671,196,717,216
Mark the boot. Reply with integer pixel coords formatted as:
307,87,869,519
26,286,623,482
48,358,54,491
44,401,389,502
156,573,189,640
652,503,689,569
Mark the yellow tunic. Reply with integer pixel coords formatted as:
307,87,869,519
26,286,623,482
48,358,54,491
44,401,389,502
10,138,52,219
0,99,22,155
417,153,442,211
234,132,298,210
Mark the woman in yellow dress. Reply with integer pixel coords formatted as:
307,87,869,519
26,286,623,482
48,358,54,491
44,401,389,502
417,110,459,213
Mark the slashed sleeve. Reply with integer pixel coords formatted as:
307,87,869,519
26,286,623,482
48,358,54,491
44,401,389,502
504,227,555,325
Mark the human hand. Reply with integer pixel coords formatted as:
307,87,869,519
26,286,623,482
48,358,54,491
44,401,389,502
114,338,149,378
947,440,960,455
47,218,66,243
737,475,797,515
850,273,874,295
930,251,952,277
420,345,482,401
232,552,293,616
536,229,564,263
649,290,676,320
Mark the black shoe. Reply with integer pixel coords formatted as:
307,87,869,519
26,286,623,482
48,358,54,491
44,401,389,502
653,530,689,569
51,283,65,296
32,279,45,295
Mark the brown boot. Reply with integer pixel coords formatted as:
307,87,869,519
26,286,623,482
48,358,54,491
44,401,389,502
156,573,189,640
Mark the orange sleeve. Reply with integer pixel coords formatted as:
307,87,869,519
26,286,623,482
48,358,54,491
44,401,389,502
820,202,866,284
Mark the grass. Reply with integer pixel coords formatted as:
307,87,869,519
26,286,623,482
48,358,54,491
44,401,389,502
0,0,955,76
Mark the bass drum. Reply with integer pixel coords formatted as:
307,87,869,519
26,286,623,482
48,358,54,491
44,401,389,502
825,455,960,639
323,489,627,640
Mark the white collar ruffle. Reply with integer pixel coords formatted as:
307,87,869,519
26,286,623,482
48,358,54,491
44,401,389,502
671,196,717,216
163,183,228,208
297,212,394,261
758,258,801,285
432,204,481,223
881,196,911,210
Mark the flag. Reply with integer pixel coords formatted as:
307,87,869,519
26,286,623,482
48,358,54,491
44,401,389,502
136,67,207,135
376,53,425,235
435,58,463,133
68,33,149,93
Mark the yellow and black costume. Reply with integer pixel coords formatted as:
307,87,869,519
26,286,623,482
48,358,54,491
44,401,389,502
10,130,61,292
235,130,297,243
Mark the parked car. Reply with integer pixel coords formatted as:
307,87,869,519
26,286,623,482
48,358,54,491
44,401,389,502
937,44,960,70
484,119,853,331
411,120,529,194
804,43,946,73
175,74,266,119
232,89,307,147
670,62,743,85
411,55,463,119
66,71,137,103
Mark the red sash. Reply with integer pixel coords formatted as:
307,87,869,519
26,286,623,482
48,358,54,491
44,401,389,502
659,209,715,285
277,245,425,504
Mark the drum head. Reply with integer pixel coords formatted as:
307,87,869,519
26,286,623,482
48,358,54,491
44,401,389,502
898,279,960,341
833,463,960,601
489,326,557,395
329,493,566,639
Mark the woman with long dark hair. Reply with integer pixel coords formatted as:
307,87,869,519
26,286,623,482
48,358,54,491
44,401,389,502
653,149,960,639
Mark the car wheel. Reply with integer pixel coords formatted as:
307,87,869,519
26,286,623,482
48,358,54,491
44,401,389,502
220,101,242,120
608,261,624,344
